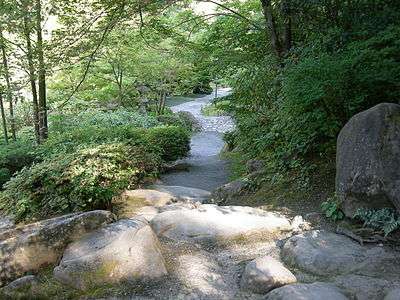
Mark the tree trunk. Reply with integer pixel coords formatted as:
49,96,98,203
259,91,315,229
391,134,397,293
260,0,282,59
0,28,16,141
36,0,48,140
23,15,41,144
0,93,8,144
160,91,166,114
283,14,292,54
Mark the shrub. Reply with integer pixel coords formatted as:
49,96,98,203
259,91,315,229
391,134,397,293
145,126,190,161
36,125,190,162
0,140,35,188
0,143,161,221
49,109,161,134
156,114,192,132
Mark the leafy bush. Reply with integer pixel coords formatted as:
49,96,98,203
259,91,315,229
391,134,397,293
0,143,160,221
145,126,190,161
156,114,193,132
49,109,160,134
227,25,400,184
353,208,400,236
321,197,344,221
35,125,190,162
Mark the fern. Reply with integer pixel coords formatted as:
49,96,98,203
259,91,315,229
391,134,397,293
353,208,400,236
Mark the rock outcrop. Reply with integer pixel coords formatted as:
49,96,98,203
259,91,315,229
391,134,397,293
0,210,114,286
336,103,400,216
54,218,167,290
150,204,292,243
240,255,297,294
282,230,400,279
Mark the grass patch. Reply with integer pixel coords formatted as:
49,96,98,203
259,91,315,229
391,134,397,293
201,100,231,117
221,150,248,181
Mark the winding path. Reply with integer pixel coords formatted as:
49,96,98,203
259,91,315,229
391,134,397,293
161,88,235,191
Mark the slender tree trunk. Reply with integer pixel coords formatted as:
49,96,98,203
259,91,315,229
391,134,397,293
0,93,8,144
36,0,48,140
283,15,292,54
23,15,41,144
260,0,282,59
0,28,16,141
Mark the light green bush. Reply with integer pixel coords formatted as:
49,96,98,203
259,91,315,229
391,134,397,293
0,143,161,221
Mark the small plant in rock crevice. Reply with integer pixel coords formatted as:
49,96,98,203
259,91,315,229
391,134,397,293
321,196,344,222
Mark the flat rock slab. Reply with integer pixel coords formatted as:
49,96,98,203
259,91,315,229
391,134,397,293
0,216,14,234
150,204,292,243
118,186,210,219
54,218,167,290
0,210,114,287
175,250,236,299
149,185,211,203
282,230,400,278
265,282,349,300
385,288,400,300
241,256,297,294
334,274,399,300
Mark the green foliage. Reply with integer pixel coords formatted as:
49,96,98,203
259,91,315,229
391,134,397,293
225,24,400,187
353,208,400,236
156,114,193,132
223,130,238,151
0,140,35,187
321,197,344,222
0,107,190,221
49,109,161,134
145,126,190,162
0,143,160,221
36,124,189,162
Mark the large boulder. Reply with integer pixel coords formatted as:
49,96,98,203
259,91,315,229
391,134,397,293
54,218,167,290
282,230,400,279
240,256,297,294
150,204,292,243
265,282,348,300
336,103,400,216
0,210,114,286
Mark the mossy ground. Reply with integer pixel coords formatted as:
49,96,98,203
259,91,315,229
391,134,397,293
223,150,337,228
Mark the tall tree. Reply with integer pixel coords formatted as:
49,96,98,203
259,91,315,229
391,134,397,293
23,9,41,144
0,92,8,144
35,0,48,140
0,26,16,141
